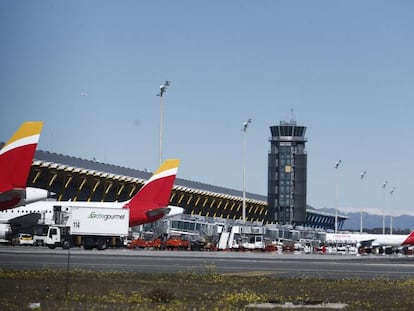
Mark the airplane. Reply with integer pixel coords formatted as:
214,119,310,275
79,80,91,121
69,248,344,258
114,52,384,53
0,159,184,240
0,121,49,211
325,231,414,249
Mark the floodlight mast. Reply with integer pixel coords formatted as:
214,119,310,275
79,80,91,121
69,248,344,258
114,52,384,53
242,118,252,223
389,186,396,235
382,180,388,234
156,80,171,165
334,160,341,233
360,170,366,233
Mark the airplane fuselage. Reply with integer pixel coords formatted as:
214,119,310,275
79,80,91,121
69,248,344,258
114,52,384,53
325,232,414,248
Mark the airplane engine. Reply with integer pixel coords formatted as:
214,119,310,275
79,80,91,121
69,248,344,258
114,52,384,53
24,187,49,205
0,223,12,240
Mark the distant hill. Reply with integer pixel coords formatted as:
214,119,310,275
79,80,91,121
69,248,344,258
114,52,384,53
316,208,414,232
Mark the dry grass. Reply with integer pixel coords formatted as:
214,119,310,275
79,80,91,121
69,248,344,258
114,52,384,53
1,267,414,310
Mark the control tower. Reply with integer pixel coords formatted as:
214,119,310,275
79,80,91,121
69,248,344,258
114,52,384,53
267,120,307,224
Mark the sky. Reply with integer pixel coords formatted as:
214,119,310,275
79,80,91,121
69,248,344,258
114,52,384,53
1,1,413,217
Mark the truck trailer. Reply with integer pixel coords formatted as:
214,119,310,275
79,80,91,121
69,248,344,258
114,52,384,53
45,206,129,250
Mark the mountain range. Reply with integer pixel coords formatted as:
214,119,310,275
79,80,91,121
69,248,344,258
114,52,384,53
316,208,414,232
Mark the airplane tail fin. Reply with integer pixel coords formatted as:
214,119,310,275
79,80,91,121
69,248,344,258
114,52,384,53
402,230,414,246
0,122,43,192
124,159,180,226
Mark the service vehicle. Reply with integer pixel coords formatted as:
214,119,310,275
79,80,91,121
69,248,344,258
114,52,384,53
33,225,49,246
165,235,189,250
127,237,162,249
45,206,129,250
12,233,34,246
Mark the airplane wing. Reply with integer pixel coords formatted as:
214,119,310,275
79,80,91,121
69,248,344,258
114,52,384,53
8,213,41,228
359,239,376,247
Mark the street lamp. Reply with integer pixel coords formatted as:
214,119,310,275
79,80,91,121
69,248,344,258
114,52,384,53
382,181,388,234
389,187,396,235
242,118,252,223
334,160,341,233
360,170,366,233
156,80,170,165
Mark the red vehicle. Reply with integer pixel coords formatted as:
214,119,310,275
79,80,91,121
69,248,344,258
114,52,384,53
165,237,189,250
128,237,162,249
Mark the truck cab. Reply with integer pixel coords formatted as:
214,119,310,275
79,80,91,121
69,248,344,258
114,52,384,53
46,226,68,249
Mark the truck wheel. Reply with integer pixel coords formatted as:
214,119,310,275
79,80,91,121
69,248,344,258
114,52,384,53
83,237,94,250
97,239,107,250
62,240,71,249
48,244,56,249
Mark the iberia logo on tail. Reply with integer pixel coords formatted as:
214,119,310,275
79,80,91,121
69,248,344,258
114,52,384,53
0,122,44,210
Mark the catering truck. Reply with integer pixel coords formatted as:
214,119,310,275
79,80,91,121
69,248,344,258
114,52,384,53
45,206,129,250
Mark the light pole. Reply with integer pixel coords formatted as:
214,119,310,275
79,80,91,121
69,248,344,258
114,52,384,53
156,80,170,165
382,180,388,235
360,170,366,233
334,160,341,233
242,118,252,223
389,187,396,235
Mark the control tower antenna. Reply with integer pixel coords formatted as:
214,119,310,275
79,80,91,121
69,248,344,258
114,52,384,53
290,108,296,124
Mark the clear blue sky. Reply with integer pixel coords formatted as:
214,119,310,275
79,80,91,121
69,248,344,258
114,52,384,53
1,1,413,217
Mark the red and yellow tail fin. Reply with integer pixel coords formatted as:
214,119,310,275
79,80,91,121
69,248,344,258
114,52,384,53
124,159,180,227
0,122,43,192
402,230,414,246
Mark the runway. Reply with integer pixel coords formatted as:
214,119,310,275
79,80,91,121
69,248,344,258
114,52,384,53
1,246,414,279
